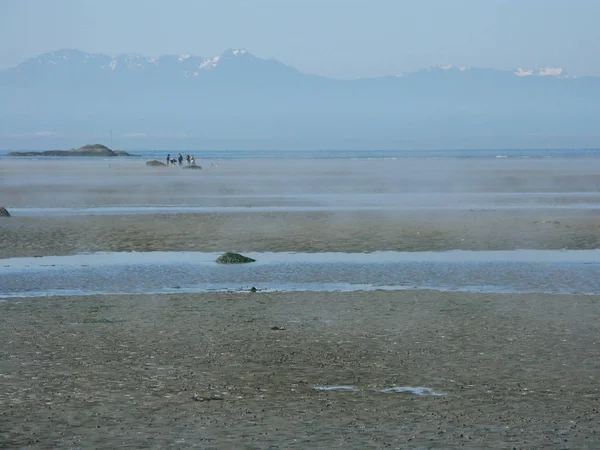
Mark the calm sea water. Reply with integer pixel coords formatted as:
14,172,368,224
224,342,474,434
2,148,600,161
2,250,600,298
2,148,600,298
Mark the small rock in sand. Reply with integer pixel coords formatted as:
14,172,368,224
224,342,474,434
216,252,256,264
146,160,167,167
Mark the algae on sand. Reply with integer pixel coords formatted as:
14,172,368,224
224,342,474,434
216,252,256,264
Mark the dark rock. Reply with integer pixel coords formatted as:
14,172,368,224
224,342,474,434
7,144,134,157
0,206,10,217
182,165,202,170
6,151,40,156
250,287,257,293
146,159,167,167
215,252,256,264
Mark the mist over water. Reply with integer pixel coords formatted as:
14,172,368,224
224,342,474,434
1,152,600,297
3,154,600,209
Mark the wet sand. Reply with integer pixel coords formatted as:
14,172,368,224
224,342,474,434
1,157,600,448
2,158,600,258
2,209,600,258
1,291,599,448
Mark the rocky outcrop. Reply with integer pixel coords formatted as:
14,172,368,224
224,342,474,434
8,144,134,157
0,207,10,217
182,165,202,170
146,159,167,167
216,252,256,264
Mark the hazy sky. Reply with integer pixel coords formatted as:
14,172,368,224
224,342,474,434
1,0,599,78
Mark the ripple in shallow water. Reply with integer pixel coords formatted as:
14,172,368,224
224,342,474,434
1,250,599,298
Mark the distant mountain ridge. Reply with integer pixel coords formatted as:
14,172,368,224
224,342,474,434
0,49,303,86
1,49,599,151
3,48,574,81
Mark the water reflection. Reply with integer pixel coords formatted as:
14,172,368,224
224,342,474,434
1,250,599,298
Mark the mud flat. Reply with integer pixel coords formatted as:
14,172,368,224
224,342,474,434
2,157,600,258
1,156,600,447
1,290,599,448
2,209,600,259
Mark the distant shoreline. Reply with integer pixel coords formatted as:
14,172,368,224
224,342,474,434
6,151,135,157
7,144,134,157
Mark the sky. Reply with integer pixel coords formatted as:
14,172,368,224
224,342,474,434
1,0,599,78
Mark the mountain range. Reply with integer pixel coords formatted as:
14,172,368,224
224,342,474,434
1,49,599,150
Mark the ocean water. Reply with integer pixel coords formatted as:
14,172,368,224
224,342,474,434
2,250,600,298
2,148,600,161
2,149,600,299
7,191,600,217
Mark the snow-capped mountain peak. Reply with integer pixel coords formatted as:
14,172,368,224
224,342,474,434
9,49,579,82
198,55,221,70
33,49,107,66
538,67,565,77
19,48,263,74
514,67,570,78
120,53,146,69
426,65,472,73
222,48,256,60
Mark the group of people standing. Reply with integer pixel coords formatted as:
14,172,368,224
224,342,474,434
166,153,196,167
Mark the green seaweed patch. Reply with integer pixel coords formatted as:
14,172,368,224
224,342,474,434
216,252,256,264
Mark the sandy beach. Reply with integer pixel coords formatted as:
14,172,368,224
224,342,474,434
1,290,600,449
2,209,600,259
1,156,600,448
